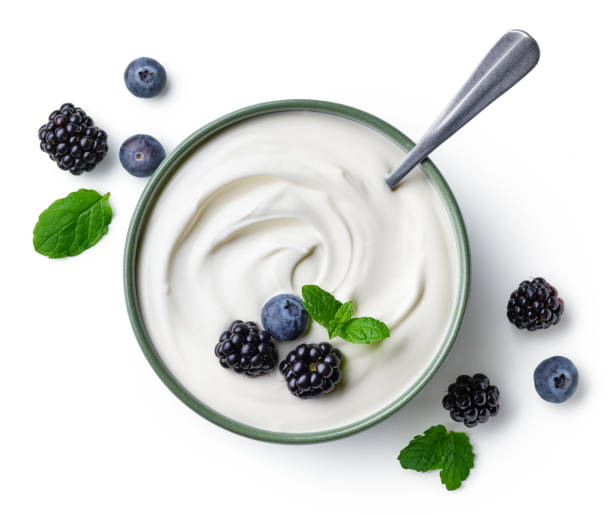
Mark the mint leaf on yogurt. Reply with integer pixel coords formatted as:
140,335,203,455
301,285,389,344
398,425,475,491
327,320,345,339
339,317,390,344
327,301,354,338
335,301,354,323
33,189,113,258
301,285,341,328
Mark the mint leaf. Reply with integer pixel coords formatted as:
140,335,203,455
301,285,390,344
335,301,354,323
33,189,113,258
301,285,341,327
398,425,449,472
327,301,354,338
340,317,390,344
327,321,345,339
439,431,474,491
397,425,475,491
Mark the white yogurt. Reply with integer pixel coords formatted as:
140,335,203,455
137,111,459,433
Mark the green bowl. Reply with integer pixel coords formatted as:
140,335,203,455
124,99,470,443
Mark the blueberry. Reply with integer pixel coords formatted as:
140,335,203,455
534,356,579,403
261,294,310,341
119,134,166,177
124,57,167,98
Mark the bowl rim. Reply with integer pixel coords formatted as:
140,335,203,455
123,99,471,444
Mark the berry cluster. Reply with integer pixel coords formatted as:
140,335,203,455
279,343,343,398
507,277,564,331
442,374,499,428
215,320,278,377
38,103,108,175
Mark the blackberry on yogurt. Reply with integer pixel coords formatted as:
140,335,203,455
215,320,277,377
279,343,343,399
442,374,499,427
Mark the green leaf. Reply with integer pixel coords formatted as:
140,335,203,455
33,189,113,258
335,301,354,323
398,425,449,472
301,285,341,328
301,285,390,344
439,431,475,491
326,301,354,338
327,320,346,339
339,317,390,344
397,425,475,492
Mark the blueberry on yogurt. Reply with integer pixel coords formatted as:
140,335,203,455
124,57,167,98
261,294,310,341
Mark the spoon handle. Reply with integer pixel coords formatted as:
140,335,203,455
386,30,540,190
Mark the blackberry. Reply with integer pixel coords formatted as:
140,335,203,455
214,320,277,377
279,343,343,399
507,277,564,331
442,374,499,427
38,103,108,175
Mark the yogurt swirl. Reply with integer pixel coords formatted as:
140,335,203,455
138,111,459,432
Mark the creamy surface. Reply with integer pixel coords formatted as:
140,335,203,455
137,111,459,433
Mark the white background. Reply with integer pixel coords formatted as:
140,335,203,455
1,0,609,514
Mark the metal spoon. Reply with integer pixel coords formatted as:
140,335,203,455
385,30,540,190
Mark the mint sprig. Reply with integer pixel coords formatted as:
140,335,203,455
301,285,390,344
301,285,341,327
398,425,475,491
33,189,113,258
